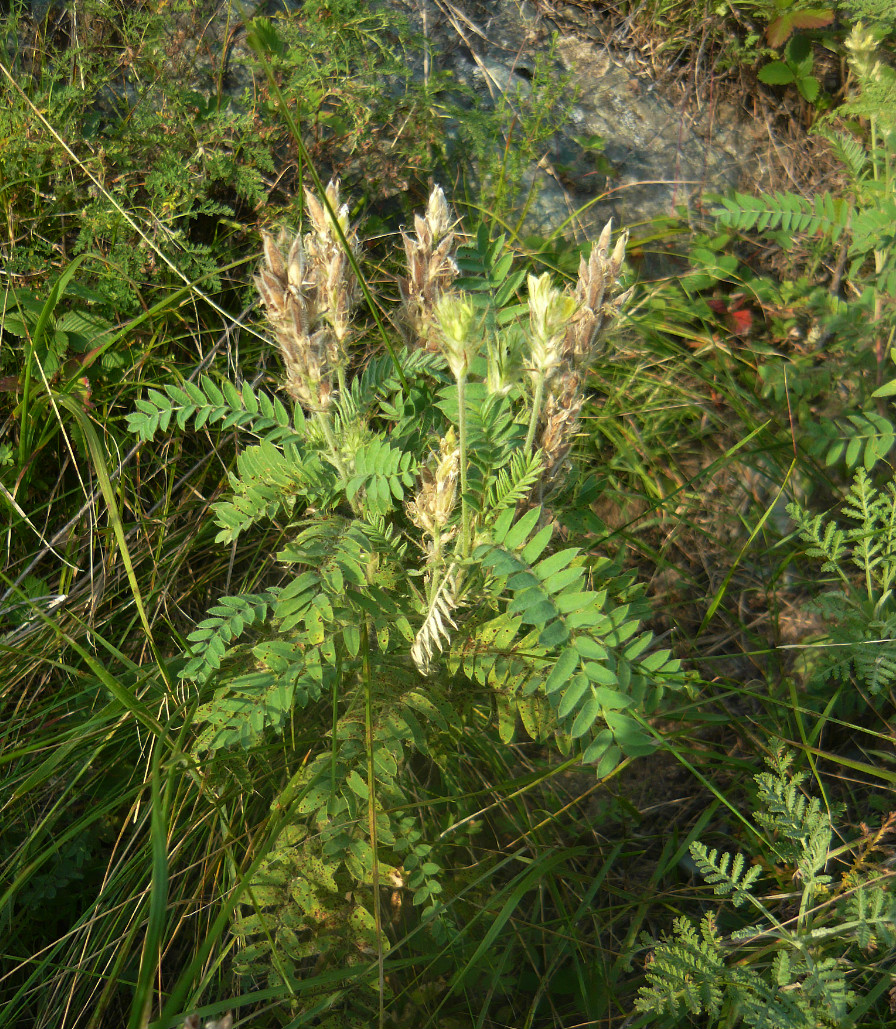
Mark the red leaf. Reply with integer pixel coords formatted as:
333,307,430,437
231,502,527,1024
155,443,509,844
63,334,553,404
728,308,753,336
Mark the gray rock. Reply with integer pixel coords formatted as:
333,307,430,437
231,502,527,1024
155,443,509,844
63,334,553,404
371,0,766,243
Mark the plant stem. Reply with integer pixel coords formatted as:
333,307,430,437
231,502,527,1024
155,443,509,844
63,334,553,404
315,410,343,475
457,370,471,558
361,620,385,1029
524,372,546,455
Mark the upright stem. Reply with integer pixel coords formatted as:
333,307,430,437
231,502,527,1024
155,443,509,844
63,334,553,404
456,370,471,558
316,409,363,516
316,410,344,475
361,620,385,1029
524,372,546,456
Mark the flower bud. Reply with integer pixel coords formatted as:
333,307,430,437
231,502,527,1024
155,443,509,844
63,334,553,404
436,293,478,380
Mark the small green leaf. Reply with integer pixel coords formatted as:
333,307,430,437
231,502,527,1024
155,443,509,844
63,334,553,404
582,728,614,766
542,565,585,596
575,637,608,661
347,770,369,799
534,548,579,581
520,523,553,563
545,647,580,695
584,661,617,686
538,619,569,647
557,673,589,719
497,695,517,744
594,687,631,709
596,742,622,776
758,61,796,86
570,695,601,738
503,506,542,550
343,623,360,657
606,711,656,756
478,547,524,576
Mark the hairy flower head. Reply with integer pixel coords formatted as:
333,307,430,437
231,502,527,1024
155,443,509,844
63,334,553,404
526,273,577,382
436,293,478,380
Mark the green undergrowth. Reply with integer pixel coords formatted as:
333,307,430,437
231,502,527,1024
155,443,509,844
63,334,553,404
1,2,895,1028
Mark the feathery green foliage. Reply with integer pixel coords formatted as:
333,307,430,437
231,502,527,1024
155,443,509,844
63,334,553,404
637,747,894,1028
711,20,896,473
788,468,896,705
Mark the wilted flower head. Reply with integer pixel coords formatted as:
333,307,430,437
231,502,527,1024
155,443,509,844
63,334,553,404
255,180,362,410
400,184,460,351
304,178,353,249
425,184,453,239
564,220,631,366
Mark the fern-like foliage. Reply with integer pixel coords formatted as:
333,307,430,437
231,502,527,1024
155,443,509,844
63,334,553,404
126,375,304,444
714,26,896,475
807,409,896,473
789,468,896,702
635,748,896,1028
181,592,274,685
689,844,764,909
752,748,833,887
714,190,852,242
465,504,683,770
637,914,727,1018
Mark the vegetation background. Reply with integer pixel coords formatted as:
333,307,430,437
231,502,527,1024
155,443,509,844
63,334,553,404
1,1,895,1028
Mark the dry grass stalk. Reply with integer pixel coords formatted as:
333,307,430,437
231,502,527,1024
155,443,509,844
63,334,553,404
399,184,460,351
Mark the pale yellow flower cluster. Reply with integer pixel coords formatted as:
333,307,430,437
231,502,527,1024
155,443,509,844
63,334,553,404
405,429,460,544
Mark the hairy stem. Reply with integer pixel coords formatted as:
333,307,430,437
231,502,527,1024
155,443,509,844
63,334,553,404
457,370,471,558
316,408,362,515
361,621,385,1028
524,372,546,456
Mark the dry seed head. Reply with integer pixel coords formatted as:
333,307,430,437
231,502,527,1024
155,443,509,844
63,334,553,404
301,179,360,357
255,226,337,411
304,178,353,248
425,184,453,241
540,371,584,485
565,222,630,365
400,185,459,351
